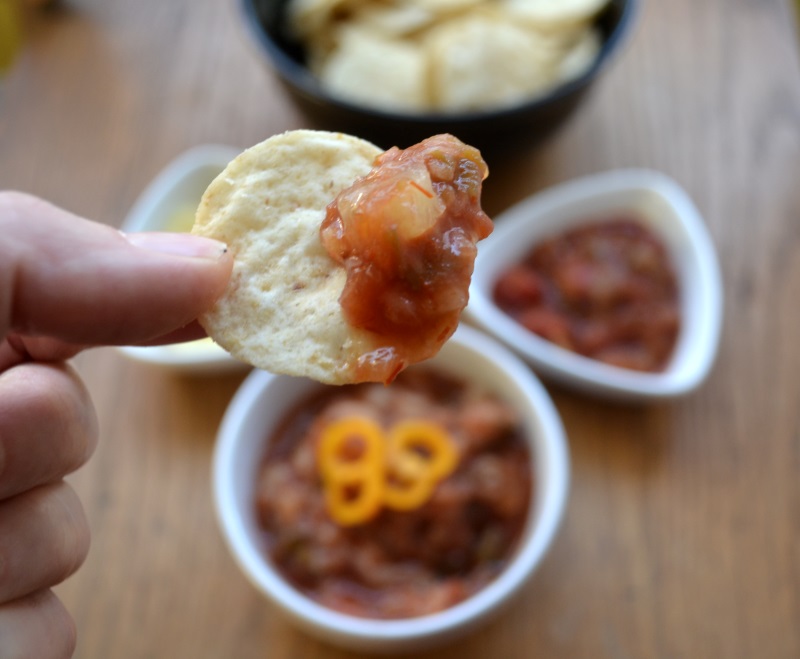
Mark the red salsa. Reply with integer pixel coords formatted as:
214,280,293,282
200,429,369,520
320,134,493,384
255,367,531,619
493,217,680,372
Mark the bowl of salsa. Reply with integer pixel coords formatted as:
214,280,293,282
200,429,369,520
212,324,569,652
465,169,723,400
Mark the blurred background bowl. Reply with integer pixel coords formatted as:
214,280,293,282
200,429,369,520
465,169,724,400
212,324,570,653
240,0,638,154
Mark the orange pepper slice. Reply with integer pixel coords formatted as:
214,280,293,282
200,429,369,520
318,417,385,526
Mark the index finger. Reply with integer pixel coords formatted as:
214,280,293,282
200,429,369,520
0,192,233,349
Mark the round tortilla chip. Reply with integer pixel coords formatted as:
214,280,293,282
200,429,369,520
191,130,384,384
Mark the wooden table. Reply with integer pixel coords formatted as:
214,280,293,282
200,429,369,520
2,0,799,657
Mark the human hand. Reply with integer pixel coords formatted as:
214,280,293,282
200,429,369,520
0,192,232,658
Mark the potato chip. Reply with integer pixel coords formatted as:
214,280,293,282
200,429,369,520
287,0,352,39
501,0,609,30
317,27,428,112
356,2,437,37
408,0,487,15
192,130,383,384
557,27,602,83
285,0,609,114
427,13,562,112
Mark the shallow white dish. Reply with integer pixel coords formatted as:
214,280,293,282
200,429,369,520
465,169,723,400
212,324,570,653
116,144,247,374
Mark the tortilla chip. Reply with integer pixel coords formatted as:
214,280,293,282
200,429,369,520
192,130,383,384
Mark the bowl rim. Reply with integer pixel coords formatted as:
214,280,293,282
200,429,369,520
116,144,245,373
239,0,640,124
120,143,241,233
465,168,724,400
212,324,570,646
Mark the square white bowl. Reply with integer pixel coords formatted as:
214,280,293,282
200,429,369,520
116,145,248,374
465,169,723,400
212,324,570,653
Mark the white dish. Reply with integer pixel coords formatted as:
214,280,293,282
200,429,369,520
465,169,723,400
116,144,247,374
212,324,570,653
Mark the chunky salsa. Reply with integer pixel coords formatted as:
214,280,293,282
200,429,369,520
320,134,493,384
255,367,531,619
493,217,680,372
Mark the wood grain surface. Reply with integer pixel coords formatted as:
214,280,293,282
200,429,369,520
1,0,799,657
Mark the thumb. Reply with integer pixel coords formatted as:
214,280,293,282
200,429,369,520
0,192,233,346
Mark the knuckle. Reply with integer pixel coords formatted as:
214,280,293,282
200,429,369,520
0,590,79,659
0,364,98,499
44,483,91,582
0,483,91,601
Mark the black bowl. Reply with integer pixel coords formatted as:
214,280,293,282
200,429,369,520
241,0,638,155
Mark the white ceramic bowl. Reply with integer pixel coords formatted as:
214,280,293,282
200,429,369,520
465,169,723,401
212,324,570,653
116,145,248,374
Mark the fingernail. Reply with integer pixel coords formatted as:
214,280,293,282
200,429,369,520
124,232,228,260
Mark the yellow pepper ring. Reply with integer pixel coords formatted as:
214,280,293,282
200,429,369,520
387,419,458,481
318,417,385,526
324,473,384,526
383,466,436,511
318,416,384,481
316,416,459,525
